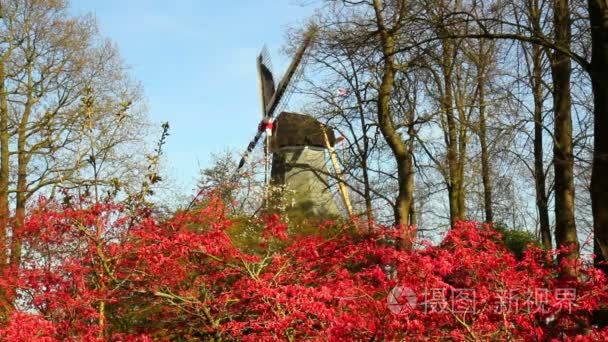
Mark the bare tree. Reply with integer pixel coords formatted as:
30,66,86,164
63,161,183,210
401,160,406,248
371,0,415,247
0,0,148,309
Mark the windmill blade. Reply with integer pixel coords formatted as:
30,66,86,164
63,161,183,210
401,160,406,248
264,26,317,118
275,55,308,115
237,129,264,170
259,45,275,75
235,49,276,172
257,46,276,114
236,26,317,172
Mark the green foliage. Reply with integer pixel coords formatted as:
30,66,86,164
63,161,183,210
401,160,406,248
226,214,359,255
493,223,540,259
226,215,274,254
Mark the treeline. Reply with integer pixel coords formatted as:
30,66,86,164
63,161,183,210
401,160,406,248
281,0,608,272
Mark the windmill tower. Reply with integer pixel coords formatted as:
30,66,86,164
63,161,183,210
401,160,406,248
269,112,339,216
236,26,342,217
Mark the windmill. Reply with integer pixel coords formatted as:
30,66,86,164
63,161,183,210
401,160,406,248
235,26,346,217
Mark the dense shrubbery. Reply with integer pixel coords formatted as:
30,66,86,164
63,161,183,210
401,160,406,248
0,196,607,341
493,224,541,258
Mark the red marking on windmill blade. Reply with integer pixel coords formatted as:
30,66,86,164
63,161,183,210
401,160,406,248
336,136,345,144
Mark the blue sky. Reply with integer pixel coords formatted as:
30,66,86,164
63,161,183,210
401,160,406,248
70,0,316,194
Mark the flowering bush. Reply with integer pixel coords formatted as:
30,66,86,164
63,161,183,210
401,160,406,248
1,196,607,341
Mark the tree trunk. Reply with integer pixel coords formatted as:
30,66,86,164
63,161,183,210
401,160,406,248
530,37,552,250
373,0,415,248
407,106,417,227
0,57,11,315
524,0,552,251
478,67,493,224
442,40,462,227
409,198,417,226
377,39,413,231
551,0,579,274
361,157,375,228
588,0,608,273
358,100,375,228
10,190,25,271
533,75,552,250
473,40,493,224
0,60,8,268
457,97,467,221
10,95,33,270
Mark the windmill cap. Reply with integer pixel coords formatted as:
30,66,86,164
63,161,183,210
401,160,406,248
271,112,335,150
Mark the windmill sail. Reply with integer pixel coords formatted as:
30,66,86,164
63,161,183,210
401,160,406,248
236,48,276,171
263,27,315,118
275,57,307,117
236,26,317,171
257,46,276,113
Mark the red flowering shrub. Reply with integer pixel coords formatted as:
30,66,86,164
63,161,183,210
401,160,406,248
1,196,607,341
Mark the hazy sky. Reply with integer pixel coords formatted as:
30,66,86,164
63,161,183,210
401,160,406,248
70,0,316,195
